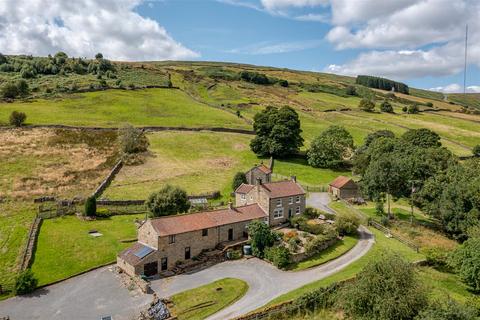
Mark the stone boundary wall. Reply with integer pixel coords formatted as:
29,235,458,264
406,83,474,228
19,215,42,271
291,237,338,263
92,160,123,198
97,199,145,206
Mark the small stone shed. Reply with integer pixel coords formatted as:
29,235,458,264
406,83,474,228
328,176,360,199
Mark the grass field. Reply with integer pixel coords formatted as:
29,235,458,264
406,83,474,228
0,88,249,129
103,131,347,200
170,278,248,320
289,234,359,271
31,214,143,286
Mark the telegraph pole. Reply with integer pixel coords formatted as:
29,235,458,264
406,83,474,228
463,24,468,94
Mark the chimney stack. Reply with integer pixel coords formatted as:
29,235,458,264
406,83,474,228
291,176,297,183
228,201,233,210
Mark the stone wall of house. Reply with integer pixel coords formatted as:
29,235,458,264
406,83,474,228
268,194,306,226
138,222,159,250
246,167,271,185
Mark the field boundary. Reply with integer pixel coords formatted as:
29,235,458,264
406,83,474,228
92,160,123,198
19,215,42,271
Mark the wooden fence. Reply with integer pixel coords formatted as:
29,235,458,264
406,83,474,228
368,220,419,252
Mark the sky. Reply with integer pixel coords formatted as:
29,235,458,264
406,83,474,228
0,0,479,93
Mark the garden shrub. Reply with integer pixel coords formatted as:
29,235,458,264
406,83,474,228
283,230,298,242
248,220,278,258
304,232,338,256
335,211,361,235
84,196,97,217
264,246,292,269
15,269,38,295
304,207,320,219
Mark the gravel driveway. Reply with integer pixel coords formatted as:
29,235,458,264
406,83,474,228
306,192,336,214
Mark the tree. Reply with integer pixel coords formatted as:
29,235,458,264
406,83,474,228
358,98,375,112
364,130,395,147
95,53,104,59
415,298,477,320
14,269,38,295
407,104,420,114
380,100,394,113
402,128,441,149
1,82,19,99
84,196,97,217
449,237,480,292
232,172,247,191
264,246,291,269
250,106,303,158
17,79,29,96
247,220,277,258
473,145,480,157
146,185,190,217
345,85,356,96
307,125,354,169
118,124,149,154
9,111,27,127
342,252,426,320
54,51,68,64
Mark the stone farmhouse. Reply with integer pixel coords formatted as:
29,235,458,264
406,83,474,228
328,176,360,200
117,167,305,278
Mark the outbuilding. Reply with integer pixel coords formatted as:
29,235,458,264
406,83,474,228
328,176,359,200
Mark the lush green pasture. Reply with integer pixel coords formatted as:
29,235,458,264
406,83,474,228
103,131,346,200
171,278,248,320
0,89,249,129
31,214,142,286
289,234,359,271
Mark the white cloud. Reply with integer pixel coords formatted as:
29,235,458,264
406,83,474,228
467,86,480,93
429,84,480,93
294,13,329,23
228,40,323,55
0,0,199,61
260,0,327,11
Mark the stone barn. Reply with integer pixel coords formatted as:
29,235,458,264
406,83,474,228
245,164,272,185
328,176,360,200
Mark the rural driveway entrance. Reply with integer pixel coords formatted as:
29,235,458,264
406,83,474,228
306,192,336,214
0,266,150,320
151,226,374,320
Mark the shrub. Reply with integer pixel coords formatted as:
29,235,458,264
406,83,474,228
415,298,478,320
472,145,480,157
358,98,375,112
232,171,247,191
95,208,112,218
15,269,38,295
17,80,29,96
1,82,19,99
293,282,342,310
288,237,300,252
265,246,291,269
425,102,434,108
118,124,149,154
407,104,420,114
449,237,480,292
248,220,278,258
375,200,385,215
304,232,338,256
84,196,97,217
9,111,27,127
345,86,357,96
402,106,408,112
335,211,361,235
342,252,427,320
304,207,319,219
146,185,190,217
380,100,394,113
283,230,298,242
424,246,452,269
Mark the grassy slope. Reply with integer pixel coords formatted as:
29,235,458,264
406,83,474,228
31,214,143,286
0,89,248,129
171,278,248,320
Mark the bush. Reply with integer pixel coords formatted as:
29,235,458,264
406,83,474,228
345,86,357,96
424,246,452,269
358,98,375,112
293,282,342,310
1,82,19,99
335,211,361,235
118,124,149,154
95,208,112,218
146,185,190,217
248,220,278,258
449,237,480,292
232,172,247,191
425,102,434,108
402,106,408,112
415,298,478,320
407,104,420,114
375,200,385,215
15,269,38,295
304,232,338,256
9,111,27,127
84,196,97,217
380,100,394,113
472,145,480,157
265,246,291,269
304,207,319,219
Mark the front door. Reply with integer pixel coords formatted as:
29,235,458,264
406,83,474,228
185,247,191,260
161,257,168,271
288,208,293,218
228,228,234,241
144,261,158,277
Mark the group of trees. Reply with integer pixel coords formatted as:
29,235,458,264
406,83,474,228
0,52,115,79
239,71,288,87
307,126,354,169
356,75,409,94
1,79,29,99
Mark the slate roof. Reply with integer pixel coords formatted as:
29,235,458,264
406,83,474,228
329,176,355,189
148,204,267,237
260,180,306,198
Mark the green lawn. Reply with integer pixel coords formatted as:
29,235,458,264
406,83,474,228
171,278,248,320
31,214,143,286
289,234,359,271
0,89,249,129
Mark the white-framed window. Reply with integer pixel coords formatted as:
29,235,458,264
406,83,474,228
276,199,282,207
250,195,253,200
288,197,293,204
168,235,175,244
295,206,301,215
273,208,284,219
241,194,246,200
296,196,301,203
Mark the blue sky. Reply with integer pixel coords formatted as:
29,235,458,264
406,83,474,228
1,0,479,93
